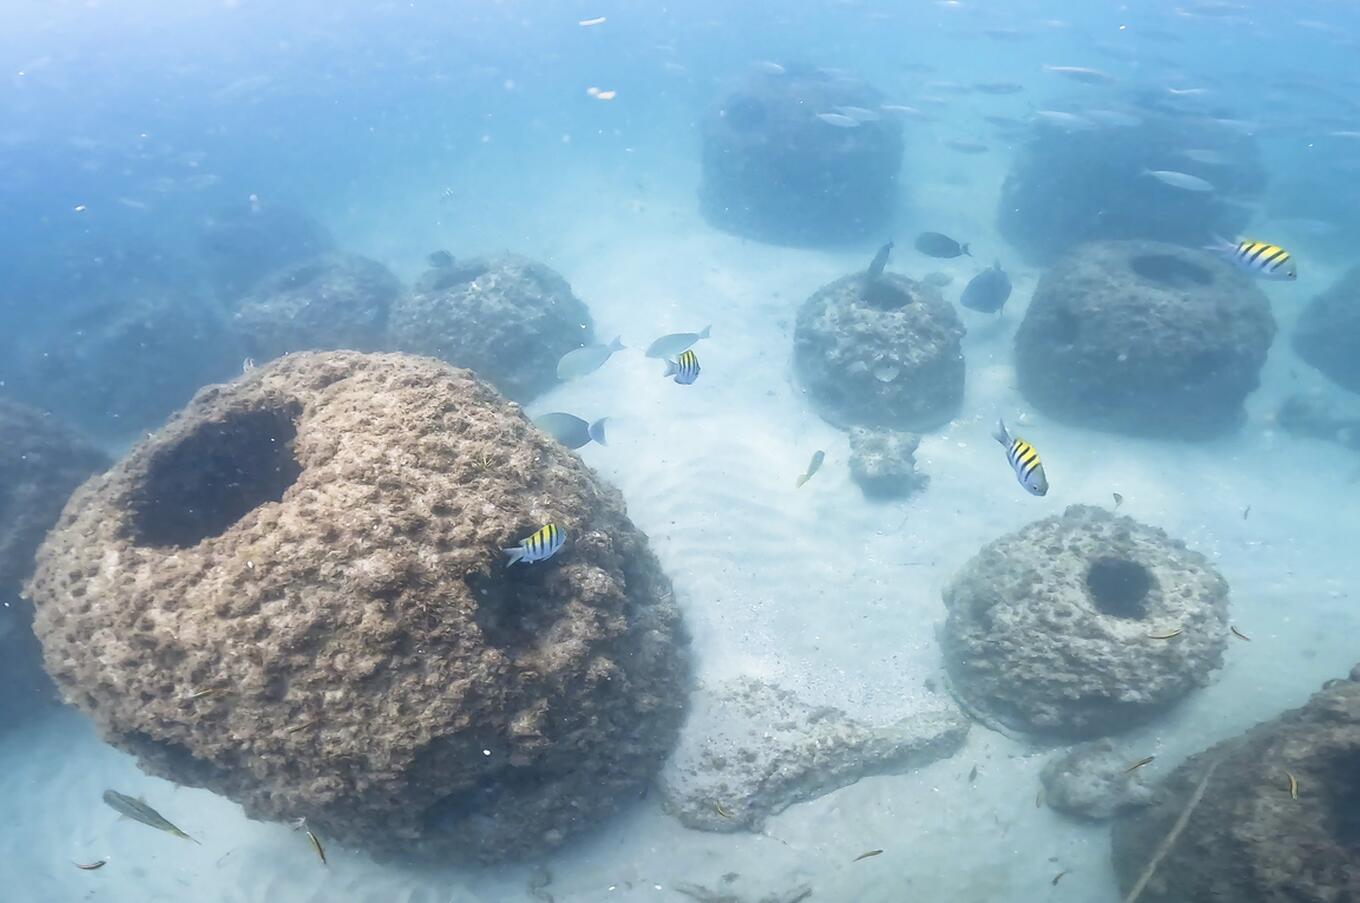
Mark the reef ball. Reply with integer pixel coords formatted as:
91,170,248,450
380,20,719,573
27,351,690,863
942,505,1229,739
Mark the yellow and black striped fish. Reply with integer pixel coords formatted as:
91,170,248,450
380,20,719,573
664,349,701,385
1209,236,1297,281
503,523,565,565
993,418,1048,496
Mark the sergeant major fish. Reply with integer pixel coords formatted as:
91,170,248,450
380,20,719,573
664,349,701,385
102,790,199,844
504,523,565,566
1206,236,1297,281
993,418,1048,496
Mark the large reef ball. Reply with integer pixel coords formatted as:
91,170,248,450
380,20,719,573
699,64,904,247
1015,240,1275,439
793,272,965,432
942,505,1229,739
27,351,690,863
997,104,1265,264
1293,264,1360,395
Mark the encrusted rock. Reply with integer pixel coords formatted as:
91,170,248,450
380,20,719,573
1015,240,1275,439
198,203,335,300
388,253,594,402
27,351,689,864
1040,740,1155,820
699,64,903,247
793,273,965,432
659,677,968,832
1293,265,1360,395
848,427,928,499
942,505,1229,739
998,109,1264,264
1111,674,1360,902
230,252,403,361
0,398,108,730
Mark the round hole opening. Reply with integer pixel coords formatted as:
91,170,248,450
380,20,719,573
1086,557,1152,619
1129,254,1212,287
129,404,302,549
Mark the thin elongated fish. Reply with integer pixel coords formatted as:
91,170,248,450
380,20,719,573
533,412,608,449
795,450,825,488
102,790,199,844
503,523,565,566
1206,236,1297,280
833,105,881,123
815,112,860,128
1142,169,1214,192
1042,64,1115,84
993,419,1048,496
664,349,701,385
645,325,710,359
867,240,893,279
1179,148,1231,165
556,336,624,380
1033,110,1096,131
306,830,327,865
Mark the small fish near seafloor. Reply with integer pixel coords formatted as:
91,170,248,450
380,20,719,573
1206,236,1297,281
960,261,1012,313
867,240,893,279
427,249,454,268
993,418,1048,496
645,325,710,359
664,349,701,385
556,336,625,380
102,790,199,844
915,232,971,259
533,412,608,450
1142,169,1214,192
795,450,826,488
504,523,565,566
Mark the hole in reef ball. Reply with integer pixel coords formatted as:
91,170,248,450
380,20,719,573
129,404,302,548
1129,253,1212,288
1085,556,1153,619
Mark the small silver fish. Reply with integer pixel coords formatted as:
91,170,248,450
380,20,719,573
1142,169,1214,192
645,325,710,359
795,450,825,488
1042,64,1115,84
833,105,881,123
993,418,1048,496
102,790,199,844
664,349,700,385
533,412,608,450
1179,148,1231,165
504,523,565,566
815,112,861,128
556,336,624,380
242,357,256,373
867,241,893,279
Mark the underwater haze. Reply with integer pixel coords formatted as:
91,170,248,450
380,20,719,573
3,1,1360,901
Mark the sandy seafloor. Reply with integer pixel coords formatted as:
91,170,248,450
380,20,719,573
2,140,1358,903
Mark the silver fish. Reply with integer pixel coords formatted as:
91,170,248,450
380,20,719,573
867,241,893,279
533,412,609,449
556,336,624,380
815,112,861,128
1179,148,1232,165
645,325,710,359
1142,169,1214,192
833,105,881,123
1033,110,1097,131
1042,64,1115,84
102,790,199,844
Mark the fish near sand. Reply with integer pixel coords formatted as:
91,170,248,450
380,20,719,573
1142,169,1214,192
993,418,1048,496
867,240,893,279
664,349,701,385
504,523,565,566
645,326,710,359
556,336,624,380
533,412,608,449
915,232,970,259
960,261,1012,313
102,790,199,844
1206,236,1297,281
795,450,825,488
427,250,454,268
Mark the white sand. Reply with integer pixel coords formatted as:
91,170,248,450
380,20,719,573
3,148,1357,903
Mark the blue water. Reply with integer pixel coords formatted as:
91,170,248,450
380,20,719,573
3,1,1360,901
